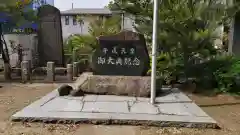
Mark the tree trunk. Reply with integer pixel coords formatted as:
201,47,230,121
16,46,23,76
0,23,11,80
183,47,190,80
80,22,84,34
80,24,83,34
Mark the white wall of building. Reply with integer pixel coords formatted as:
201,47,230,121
1,34,37,68
122,14,135,32
61,15,135,40
61,16,89,39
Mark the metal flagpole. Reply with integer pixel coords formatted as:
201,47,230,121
150,0,159,104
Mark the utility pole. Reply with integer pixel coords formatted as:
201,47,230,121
72,0,74,9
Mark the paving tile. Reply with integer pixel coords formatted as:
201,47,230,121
155,91,191,103
96,95,136,102
130,102,159,114
157,103,191,116
82,102,129,113
135,97,149,102
157,103,208,116
182,103,208,117
23,89,59,110
136,88,192,103
83,95,98,101
62,96,84,101
41,97,83,112
167,88,192,102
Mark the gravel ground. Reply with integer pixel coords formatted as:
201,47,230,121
0,83,240,135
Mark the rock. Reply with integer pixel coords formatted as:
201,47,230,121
74,72,92,88
78,75,162,97
70,89,85,97
58,84,73,96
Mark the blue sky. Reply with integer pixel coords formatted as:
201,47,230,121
54,0,111,11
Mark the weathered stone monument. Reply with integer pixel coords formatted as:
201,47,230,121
37,5,64,67
74,31,161,97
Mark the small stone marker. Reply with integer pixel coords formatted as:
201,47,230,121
67,64,73,81
21,61,30,82
28,60,32,77
73,62,79,77
92,30,150,76
46,61,55,82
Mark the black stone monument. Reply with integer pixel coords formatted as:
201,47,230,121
37,5,64,67
91,30,150,76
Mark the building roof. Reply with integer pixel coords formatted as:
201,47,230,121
61,8,121,15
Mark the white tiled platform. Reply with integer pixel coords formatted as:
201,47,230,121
11,88,218,128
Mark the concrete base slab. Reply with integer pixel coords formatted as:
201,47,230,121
130,102,159,115
42,97,84,112
82,102,129,113
11,87,218,128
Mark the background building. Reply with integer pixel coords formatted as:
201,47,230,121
60,8,135,39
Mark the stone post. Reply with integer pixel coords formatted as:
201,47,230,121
72,48,77,63
4,63,11,81
67,64,73,81
73,62,79,77
28,60,32,77
46,61,55,82
21,61,30,82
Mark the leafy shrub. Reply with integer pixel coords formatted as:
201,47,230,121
187,54,240,94
213,56,240,94
63,34,96,72
88,15,121,37
150,53,240,95
148,53,183,85
64,34,96,54
189,55,233,89
63,16,121,65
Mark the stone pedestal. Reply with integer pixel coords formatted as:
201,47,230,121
76,74,162,97
21,61,30,82
46,62,55,82
67,64,73,81
73,62,79,77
